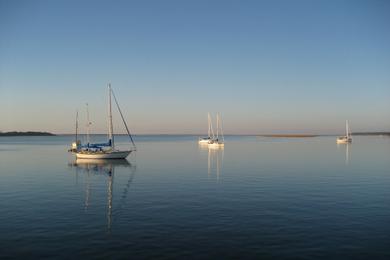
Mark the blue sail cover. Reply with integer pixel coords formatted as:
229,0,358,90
81,139,112,148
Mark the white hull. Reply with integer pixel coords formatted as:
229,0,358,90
337,120,352,144
336,137,352,144
205,113,224,148
208,142,224,148
76,150,131,159
75,158,130,165
198,138,210,144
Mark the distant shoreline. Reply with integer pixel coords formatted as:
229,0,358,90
351,132,390,136
258,132,390,138
259,134,318,138
0,131,56,136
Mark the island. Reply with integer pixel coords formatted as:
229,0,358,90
351,132,390,136
0,131,56,136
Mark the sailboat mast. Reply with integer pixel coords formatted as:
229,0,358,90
220,113,224,142
216,113,219,139
86,103,91,145
207,112,211,138
108,84,115,149
210,113,215,139
346,120,349,138
75,110,78,143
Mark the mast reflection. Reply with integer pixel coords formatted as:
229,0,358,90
345,143,350,165
337,143,351,166
200,144,224,181
69,159,136,232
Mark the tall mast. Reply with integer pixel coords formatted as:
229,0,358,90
207,112,211,138
220,113,224,142
75,110,78,143
346,120,349,138
216,113,219,139
108,84,114,149
86,103,91,145
210,113,215,139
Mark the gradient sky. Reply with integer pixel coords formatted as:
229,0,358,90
1,0,389,134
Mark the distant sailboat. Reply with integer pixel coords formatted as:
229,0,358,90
72,84,136,159
199,113,214,144
69,110,81,152
336,120,352,144
208,113,224,148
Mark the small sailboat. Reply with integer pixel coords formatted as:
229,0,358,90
208,113,224,148
72,84,136,159
336,120,352,144
199,113,214,144
69,110,81,152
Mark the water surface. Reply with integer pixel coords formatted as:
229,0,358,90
0,135,389,259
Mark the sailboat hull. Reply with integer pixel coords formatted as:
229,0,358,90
208,142,224,148
76,150,132,159
336,137,352,144
198,138,211,144
336,120,352,144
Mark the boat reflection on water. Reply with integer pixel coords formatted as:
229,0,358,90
69,159,136,232
337,143,351,165
199,143,224,181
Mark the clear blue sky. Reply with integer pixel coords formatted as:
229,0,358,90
1,0,389,134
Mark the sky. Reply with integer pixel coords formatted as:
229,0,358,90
0,0,389,134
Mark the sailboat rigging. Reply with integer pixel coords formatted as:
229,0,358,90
199,113,214,144
336,120,352,144
70,84,136,159
208,113,224,148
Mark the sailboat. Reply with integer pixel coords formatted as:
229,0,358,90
69,111,81,152
198,113,214,144
208,113,224,148
72,84,136,159
336,120,352,144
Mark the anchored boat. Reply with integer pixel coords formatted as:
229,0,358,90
198,113,214,144
336,120,352,144
71,84,136,159
208,113,224,148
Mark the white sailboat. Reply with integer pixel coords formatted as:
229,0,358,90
69,110,81,152
208,113,224,148
74,84,136,159
198,113,214,144
336,120,352,144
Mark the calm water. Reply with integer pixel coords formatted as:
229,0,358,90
0,135,389,259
